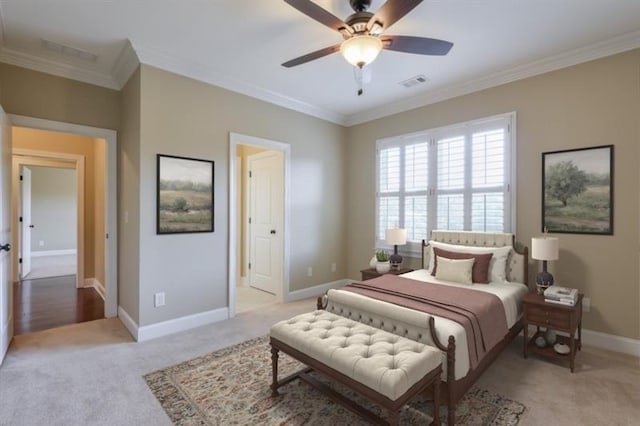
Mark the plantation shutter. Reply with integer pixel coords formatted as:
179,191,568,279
375,113,514,255
471,128,506,231
404,142,429,244
377,146,400,241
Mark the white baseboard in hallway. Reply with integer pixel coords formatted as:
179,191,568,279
83,278,105,300
31,249,77,257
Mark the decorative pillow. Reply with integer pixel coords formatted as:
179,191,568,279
431,247,493,284
434,256,474,285
427,241,512,283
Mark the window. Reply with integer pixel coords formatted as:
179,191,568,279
376,113,515,254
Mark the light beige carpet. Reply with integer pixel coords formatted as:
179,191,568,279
144,335,526,425
0,297,638,426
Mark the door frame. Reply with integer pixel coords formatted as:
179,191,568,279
12,152,84,287
8,115,118,318
228,133,290,319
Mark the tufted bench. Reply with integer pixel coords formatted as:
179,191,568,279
270,310,442,425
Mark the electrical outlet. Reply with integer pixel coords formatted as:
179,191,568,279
582,297,591,312
39,240,44,247
154,292,165,307
307,267,313,277
331,262,336,273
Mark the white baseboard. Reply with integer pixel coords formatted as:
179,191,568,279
286,278,351,303
118,306,229,342
31,249,77,257
0,318,11,366
582,328,640,359
118,306,139,341
83,277,105,300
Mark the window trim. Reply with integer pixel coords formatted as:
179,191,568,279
375,112,517,257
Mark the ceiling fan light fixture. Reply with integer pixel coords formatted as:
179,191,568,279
340,35,382,68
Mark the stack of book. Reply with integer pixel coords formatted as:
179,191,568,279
544,286,578,306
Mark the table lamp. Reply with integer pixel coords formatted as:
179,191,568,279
531,236,559,293
385,228,407,271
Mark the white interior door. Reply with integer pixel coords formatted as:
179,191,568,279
248,151,283,296
0,105,13,365
20,166,32,278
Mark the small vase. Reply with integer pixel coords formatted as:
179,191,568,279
544,329,557,345
369,254,378,268
376,261,390,274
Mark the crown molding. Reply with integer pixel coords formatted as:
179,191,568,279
111,40,140,88
345,30,640,126
133,42,346,125
0,44,120,90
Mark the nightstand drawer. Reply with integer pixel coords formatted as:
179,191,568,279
526,313,570,329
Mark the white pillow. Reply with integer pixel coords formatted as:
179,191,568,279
428,240,512,283
434,256,474,285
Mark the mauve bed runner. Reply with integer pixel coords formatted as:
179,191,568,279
342,275,508,369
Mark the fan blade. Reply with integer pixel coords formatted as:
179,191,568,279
284,0,351,34
282,44,342,68
368,0,423,32
381,35,453,55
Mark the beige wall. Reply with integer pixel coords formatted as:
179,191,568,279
118,67,141,323
13,127,101,278
0,63,119,130
345,49,640,339
137,65,346,326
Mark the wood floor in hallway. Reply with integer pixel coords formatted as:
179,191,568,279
13,275,104,335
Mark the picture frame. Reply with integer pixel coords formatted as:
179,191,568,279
157,154,214,234
542,145,613,235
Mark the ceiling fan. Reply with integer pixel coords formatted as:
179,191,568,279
282,0,453,70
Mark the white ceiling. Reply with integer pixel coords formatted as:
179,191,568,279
1,0,640,126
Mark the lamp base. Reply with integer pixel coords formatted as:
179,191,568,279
389,253,402,271
536,271,554,295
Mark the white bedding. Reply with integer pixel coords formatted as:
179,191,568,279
327,270,528,380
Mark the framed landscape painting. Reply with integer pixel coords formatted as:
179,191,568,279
157,154,214,234
542,145,613,235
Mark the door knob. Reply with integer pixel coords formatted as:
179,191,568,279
270,229,276,235
0,243,10,252
29,224,35,228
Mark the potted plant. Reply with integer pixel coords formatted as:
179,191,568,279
375,250,390,274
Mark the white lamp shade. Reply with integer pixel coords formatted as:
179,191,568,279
340,35,383,68
385,228,407,246
531,237,559,261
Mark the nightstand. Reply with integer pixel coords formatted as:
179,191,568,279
360,267,414,281
522,291,583,372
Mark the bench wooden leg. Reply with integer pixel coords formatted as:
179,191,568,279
447,403,455,426
271,345,279,396
431,374,441,426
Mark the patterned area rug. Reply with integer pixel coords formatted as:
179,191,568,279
144,335,526,425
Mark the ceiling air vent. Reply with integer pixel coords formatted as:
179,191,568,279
41,39,98,62
399,75,429,88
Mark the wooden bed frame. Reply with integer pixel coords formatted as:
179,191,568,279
320,231,529,425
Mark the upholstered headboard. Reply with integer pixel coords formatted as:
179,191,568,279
421,230,528,285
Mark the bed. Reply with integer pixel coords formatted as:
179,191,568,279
320,230,529,425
